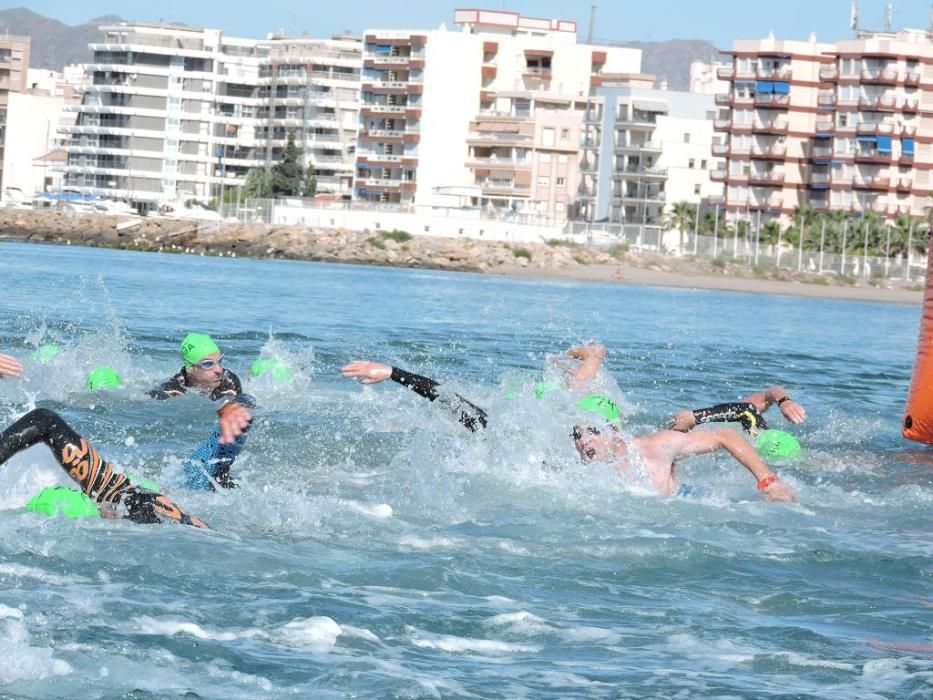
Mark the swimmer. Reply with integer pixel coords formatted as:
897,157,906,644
148,332,254,490
340,360,797,502
0,353,23,379
0,408,218,527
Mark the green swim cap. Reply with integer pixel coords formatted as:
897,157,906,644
577,393,622,422
124,472,161,492
250,358,293,383
181,332,220,366
26,486,99,518
86,366,123,391
755,429,802,459
32,344,59,362
534,381,563,399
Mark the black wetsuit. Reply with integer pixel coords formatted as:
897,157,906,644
389,367,488,432
0,408,203,525
148,368,253,490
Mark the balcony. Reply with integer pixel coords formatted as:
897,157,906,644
895,203,912,216
731,94,755,107
901,124,917,137
859,94,897,111
856,121,895,136
712,143,729,156
754,94,790,109
716,66,735,80
819,66,838,81
749,196,784,210
854,150,891,164
714,93,732,106
466,157,531,171
817,92,836,107
904,71,921,86
713,118,732,131
871,199,890,215
814,119,835,134
860,67,898,84
902,98,919,112
615,166,668,180
467,131,533,145
356,177,417,191
478,181,531,196
809,172,831,186
757,67,792,81
748,171,785,186
750,144,787,160
614,140,663,154
852,176,890,190
735,69,756,81
711,169,727,182
579,159,598,173
583,110,602,123
810,146,833,160
895,177,912,191
751,119,788,134
357,153,418,166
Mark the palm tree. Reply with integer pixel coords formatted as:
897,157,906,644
760,221,781,246
666,201,696,253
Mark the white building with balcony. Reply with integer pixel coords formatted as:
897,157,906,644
355,8,639,219
580,81,723,239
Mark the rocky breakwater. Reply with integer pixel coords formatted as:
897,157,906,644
0,209,622,273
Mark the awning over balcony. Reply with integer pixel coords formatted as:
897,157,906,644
903,138,915,155
524,48,553,57
814,133,833,138
856,135,877,143
877,135,892,153
756,81,773,93
772,81,790,94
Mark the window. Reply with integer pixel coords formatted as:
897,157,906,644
701,159,707,169
694,184,701,195
537,176,549,186
689,159,696,169
556,177,565,186
684,133,691,143
560,128,570,140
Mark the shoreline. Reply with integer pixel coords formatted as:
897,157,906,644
494,262,924,304
0,209,923,305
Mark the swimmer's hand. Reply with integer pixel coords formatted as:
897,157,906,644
669,410,698,432
760,478,797,503
217,401,252,444
779,398,807,425
0,353,23,379
341,360,392,385
564,343,605,361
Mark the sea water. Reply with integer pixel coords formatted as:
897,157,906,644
0,240,929,699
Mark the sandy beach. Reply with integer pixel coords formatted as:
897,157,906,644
497,262,925,304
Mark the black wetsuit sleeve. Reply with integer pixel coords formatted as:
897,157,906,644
210,369,243,401
692,402,768,433
390,366,488,433
147,372,186,400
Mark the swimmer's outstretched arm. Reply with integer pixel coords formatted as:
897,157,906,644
562,343,605,390
743,386,807,424
0,408,209,528
0,353,23,379
670,428,797,502
669,402,768,433
341,360,488,432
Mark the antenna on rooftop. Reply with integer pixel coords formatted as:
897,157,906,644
884,4,893,32
587,5,597,44
850,2,860,32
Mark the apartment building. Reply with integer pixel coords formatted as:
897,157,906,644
355,8,640,219
0,35,31,192
62,22,360,211
713,29,932,224
578,78,723,233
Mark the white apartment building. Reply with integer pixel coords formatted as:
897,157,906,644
0,35,31,193
689,59,731,95
355,8,640,219
579,79,723,235
62,22,360,211
714,29,931,225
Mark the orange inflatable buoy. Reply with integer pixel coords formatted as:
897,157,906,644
903,244,933,443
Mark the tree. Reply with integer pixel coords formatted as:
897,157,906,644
242,166,272,199
760,221,781,246
270,132,303,196
666,201,696,253
303,164,317,198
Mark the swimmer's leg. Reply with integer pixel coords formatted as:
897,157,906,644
180,421,248,491
0,408,207,528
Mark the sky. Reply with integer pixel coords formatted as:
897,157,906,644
3,0,930,47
